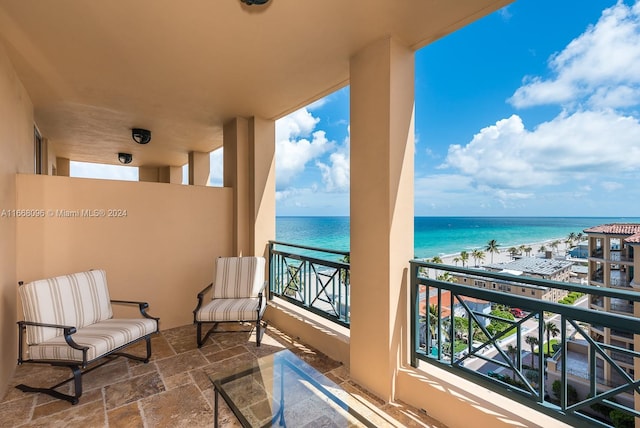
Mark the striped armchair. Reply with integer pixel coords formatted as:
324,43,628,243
193,256,268,347
16,270,159,404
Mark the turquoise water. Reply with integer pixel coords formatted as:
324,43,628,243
276,216,640,259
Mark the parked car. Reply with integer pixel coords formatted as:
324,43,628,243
510,308,525,318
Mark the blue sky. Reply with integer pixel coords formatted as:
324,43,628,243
73,0,640,218
275,0,640,217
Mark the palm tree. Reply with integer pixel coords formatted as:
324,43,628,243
428,304,439,346
485,239,500,263
567,232,577,244
459,251,469,268
340,254,350,284
472,249,484,267
550,240,561,255
577,232,584,242
518,244,527,256
539,245,547,254
508,247,518,259
524,246,532,257
437,272,454,282
544,321,560,357
430,256,443,279
564,238,574,251
452,257,460,266
525,335,539,367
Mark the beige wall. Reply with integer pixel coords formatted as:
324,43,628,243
0,43,34,397
16,175,233,329
397,364,571,428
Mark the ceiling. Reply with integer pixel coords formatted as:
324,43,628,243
0,0,511,168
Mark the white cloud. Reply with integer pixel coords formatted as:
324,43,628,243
276,108,319,141
317,152,349,192
442,111,640,190
601,181,623,191
316,127,350,192
275,108,333,187
510,1,640,109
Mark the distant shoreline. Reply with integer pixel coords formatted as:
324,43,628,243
276,216,638,259
434,237,574,265
423,237,582,281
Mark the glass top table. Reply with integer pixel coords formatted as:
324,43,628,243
210,349,376,427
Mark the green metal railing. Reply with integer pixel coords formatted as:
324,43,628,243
268,241,350,327
410,260,640,427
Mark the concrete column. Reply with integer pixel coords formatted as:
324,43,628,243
138,167,159,182
249,117,276,259
188,151,210,185
159,166,182,184
56,157,70,176
349,36,415,401
223,117,275,257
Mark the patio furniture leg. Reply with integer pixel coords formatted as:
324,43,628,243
16,364,82,405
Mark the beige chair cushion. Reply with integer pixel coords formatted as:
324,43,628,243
212,257,265,299
27,318,158,363
195,297,266,322
19,270,113,345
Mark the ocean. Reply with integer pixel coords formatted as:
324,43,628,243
275,216,640,259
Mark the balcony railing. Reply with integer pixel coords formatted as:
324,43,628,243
609,252,634,263
610,300,634,314
609,277,632,288
269,241,350,327
410,261,640,428
611,329,634,340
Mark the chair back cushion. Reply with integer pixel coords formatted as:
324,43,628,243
19,270,113,345
212,257,265,299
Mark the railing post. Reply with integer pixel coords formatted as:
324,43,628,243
560,317,567,411
268,241,274,300
410,261,418,367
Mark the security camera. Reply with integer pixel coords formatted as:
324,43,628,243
118,152,133,164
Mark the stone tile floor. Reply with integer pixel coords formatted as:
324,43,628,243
1,323,447,427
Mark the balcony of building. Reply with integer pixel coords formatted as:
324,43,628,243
610,298,635,315
590,296,605,309
3,2,635,428
591,248,605,259
0,323,446,427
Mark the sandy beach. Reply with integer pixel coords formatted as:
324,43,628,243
433,237,576,268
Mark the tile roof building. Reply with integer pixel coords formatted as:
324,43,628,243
584,223,640,390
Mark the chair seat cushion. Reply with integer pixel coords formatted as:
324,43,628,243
195,297,266,322
27,318,158,363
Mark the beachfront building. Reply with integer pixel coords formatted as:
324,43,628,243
485,258,575,283
452,258,574,303
454,274,565,301
584,224,640,387
569,243,589,259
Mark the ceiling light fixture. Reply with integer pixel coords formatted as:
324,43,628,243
131,128,151,144
241,0,270,5
118,152,133,164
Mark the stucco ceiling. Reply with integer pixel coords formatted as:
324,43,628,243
0,0,511,168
